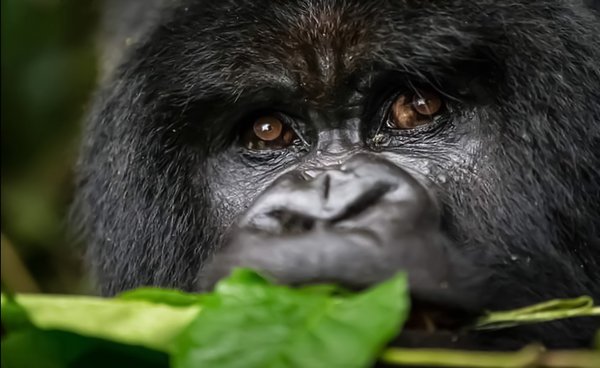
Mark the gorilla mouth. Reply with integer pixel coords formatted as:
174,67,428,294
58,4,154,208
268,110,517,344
404,303,470,332
397,300,478,347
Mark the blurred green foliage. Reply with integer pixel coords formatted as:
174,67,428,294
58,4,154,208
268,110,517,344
1,0,100,293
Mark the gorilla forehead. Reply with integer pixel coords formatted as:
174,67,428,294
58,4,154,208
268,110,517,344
144,0,497,105
128,0,599,141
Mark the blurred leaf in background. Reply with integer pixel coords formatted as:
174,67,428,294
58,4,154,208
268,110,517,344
1,0,100,293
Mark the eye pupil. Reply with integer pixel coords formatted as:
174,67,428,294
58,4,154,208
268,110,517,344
412,91,442,116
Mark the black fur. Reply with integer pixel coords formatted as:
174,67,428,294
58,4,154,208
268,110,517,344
74,0,600,349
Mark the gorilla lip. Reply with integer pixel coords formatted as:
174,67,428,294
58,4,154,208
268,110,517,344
393,301,483,349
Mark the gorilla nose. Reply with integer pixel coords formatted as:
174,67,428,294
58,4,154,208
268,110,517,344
239,154,437,234
199,154,453,294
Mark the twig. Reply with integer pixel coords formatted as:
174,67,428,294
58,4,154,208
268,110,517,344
0,234,39,293
476,297,600,330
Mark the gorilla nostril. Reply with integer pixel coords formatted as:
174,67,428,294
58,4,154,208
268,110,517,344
274,210,316,234
322,173,331,200
331,182,392,223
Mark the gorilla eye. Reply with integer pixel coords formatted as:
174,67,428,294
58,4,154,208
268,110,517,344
388,90,444,129
242,115,297,150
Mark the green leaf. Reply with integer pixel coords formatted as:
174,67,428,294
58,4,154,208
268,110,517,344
172,272,410,368
1,293,201,352
3,271,598,368
118,287,204,307
0,292,34,333
220,268,272,287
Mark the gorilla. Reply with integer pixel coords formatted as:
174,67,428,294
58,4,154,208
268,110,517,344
74,0,600,350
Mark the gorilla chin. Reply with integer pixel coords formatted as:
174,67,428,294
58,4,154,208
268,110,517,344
75,0,600,351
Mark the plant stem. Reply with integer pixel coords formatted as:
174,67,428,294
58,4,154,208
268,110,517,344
380,345,600,368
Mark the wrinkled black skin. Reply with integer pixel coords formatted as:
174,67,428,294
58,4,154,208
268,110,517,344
75,0,600,351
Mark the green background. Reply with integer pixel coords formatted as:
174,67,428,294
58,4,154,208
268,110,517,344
2,0,100,293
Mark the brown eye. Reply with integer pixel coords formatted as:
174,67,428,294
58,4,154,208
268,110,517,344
254,116,283,141
243,115,296,150
388,90,443,129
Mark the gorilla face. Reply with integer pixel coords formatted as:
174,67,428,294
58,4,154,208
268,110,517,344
76,0,600,349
